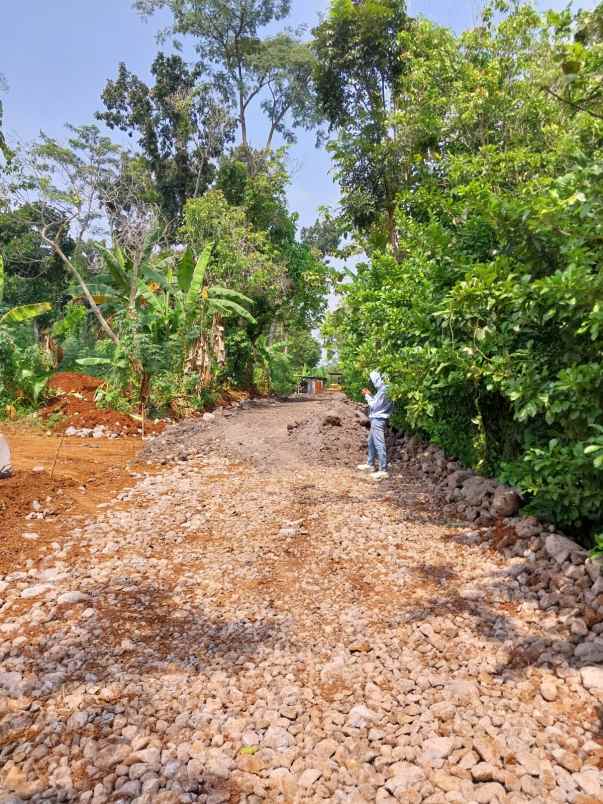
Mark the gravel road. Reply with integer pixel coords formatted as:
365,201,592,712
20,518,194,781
0,397,601,803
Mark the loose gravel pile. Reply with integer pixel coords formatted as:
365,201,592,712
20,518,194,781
1,398,602,803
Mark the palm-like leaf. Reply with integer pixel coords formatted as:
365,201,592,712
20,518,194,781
0,302,52,326
97,244,130,296
207,286,255,306
185,243,214,314
177,247,195,293
209,298,257,323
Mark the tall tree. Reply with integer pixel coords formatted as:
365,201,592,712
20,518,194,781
312,0,411,255
12,125,128,343
97,53,234,225
133,0,318,150
0,203,73,309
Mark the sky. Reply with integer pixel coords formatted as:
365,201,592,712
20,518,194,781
1,0,598,230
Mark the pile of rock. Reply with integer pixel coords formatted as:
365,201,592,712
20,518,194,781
64,424,121,440
394,432,603,685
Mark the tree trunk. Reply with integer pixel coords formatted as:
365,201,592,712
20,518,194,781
41,233,119,345
386,206,400,261
478,391,521,473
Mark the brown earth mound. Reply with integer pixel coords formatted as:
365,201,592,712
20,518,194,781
42,372,164,436
286,397,368,466
47,371,105,396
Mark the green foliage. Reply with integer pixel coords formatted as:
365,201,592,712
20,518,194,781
312,0,411,249
134,0,317,149
97,53,234,225
589,532,603,559
0,272,52,411
332,3,603,538
253,335,297,395
0,203,73,310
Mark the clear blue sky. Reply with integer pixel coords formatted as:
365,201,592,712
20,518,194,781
1,0,596,229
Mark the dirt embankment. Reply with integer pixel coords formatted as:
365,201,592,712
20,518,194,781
40,372,164,437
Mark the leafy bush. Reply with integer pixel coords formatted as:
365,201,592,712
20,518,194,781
332,4,603,539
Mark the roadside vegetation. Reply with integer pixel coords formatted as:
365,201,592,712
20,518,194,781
0,2,331,424
317,0,603,541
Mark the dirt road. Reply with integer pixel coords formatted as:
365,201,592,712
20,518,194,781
0,397,601,803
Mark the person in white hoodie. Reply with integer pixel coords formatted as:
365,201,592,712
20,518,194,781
357,370,393,480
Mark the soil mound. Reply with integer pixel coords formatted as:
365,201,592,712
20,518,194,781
42,372,164,437
47,372,104,396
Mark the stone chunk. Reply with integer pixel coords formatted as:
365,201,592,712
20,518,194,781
323,410,342,427
575,640,603,664
474,781,506,803
57,591,90,605
20,583,53,599
385,763,425,794
545,533,582,564
580,666,603,693
315,738,338,759
473,737,502,766
446,679,479,705
263,726,292,751
492,485,521,517
461,476,496,506
573,769,601,798
471,762,495,782
515,516,541,539
95,743,130,769
421,736,455,763
540,680,558,702
298,768,322,789
347,704,379,728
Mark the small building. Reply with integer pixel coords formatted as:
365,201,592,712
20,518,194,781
298,375,326,395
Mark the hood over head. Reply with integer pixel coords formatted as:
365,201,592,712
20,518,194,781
369,370,384,389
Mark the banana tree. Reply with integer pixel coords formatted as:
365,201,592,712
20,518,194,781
140,243,257,390
0,255,53,404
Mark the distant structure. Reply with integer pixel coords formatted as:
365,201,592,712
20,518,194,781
298,375,326,395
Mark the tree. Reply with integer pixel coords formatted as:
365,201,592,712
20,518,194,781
97,53,234,225
216,149,333,330
133,0,318,150
285,327,321,371
12,125,127,344
330,2,603,535
0,203,73,309
312,0,411,254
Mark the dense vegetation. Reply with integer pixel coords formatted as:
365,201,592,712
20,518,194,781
318,0,603,538
0,2,330,420
1,0,602,540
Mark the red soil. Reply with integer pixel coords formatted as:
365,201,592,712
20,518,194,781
42,372,164,436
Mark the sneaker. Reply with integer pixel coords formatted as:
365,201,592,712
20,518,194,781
357,464,375,472
371,470,390,481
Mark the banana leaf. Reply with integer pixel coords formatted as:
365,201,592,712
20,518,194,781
209,298,257,324
185,243,214,313
207,286,254,306
0,302,52,326
75,357,113,366
96,244,130,296
177,247,195,293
